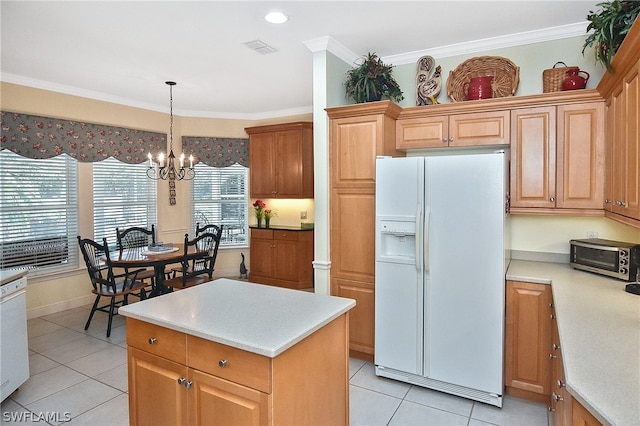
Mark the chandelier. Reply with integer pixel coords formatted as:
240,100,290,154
147,81,195,180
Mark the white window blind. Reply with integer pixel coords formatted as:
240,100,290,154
192,163,248,247
93,158,157,246
0,151,79,273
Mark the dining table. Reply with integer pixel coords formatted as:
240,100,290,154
109,243,197,297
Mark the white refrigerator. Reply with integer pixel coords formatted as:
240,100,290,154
374,152,509,407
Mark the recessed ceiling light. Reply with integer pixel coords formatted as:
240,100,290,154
264,12,288,24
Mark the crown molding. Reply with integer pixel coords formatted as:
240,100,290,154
304,36,359,65
384,21,589,65
1,73,312,120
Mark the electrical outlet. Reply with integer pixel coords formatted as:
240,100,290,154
300,210,307,220
587,231,598,239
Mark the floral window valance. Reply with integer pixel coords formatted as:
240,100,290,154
182,136,248,168
0,111,165,164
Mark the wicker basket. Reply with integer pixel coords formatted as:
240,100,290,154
447,56,519,102
543,62,578,93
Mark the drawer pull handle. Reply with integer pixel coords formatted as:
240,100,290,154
219,359,228,368
177,377,186,385
148,337,157,345
185,381,193,389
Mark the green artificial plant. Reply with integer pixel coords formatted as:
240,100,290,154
582,0,640,70
345,52,404,103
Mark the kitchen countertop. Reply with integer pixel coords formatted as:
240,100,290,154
249,225,314,231
507,260,640,426
118,278,355,358
0,269,29,285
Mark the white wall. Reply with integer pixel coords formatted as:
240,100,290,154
318,34,638,261
392,35,605,107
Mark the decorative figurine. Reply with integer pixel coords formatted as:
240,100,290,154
239,252,248,279
416,55,442,106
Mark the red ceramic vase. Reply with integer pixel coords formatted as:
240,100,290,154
562,69,590,91
466,76,494,100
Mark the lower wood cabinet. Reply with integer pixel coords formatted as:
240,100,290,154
505,280,603,426
249,228,314,290
550,311,572,426
504,280,553,403
126,315,349,426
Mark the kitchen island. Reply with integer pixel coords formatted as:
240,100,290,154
507,260,640,426
119,278,355,425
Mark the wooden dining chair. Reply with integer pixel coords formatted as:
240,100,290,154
170,223,223,276
77,236,150,337
196,222,222,237
115,225,158,283
165,231,222,290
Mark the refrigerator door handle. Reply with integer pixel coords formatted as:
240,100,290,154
415,205,422,271
424,207,430,273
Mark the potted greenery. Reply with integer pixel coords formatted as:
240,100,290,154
583,0,640,70
345,52,404,103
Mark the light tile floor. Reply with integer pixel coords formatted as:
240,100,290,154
2,304,550,425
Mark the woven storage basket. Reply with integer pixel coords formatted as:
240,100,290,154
447,56,520,102
543,62,578,93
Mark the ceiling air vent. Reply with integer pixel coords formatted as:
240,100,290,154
244,39,278,55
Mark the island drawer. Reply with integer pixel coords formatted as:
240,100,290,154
126,319,186,364
187,335,271,393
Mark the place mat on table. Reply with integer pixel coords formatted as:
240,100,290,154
141,247,180,256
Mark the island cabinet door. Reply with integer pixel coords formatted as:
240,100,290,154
128,347,188,426
188,369,271,426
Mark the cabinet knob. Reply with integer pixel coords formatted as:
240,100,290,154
218,359,228,368
617,200,627,207
557,379,566,388
552,343,560,350
549,353,557,359
148,337,157,345
550,314,555,319
548,405,555,412
448,137,454,142
184,381,193,389
552,392,564,402
604,199,612,204
442,138,448,143
550,197,556,202
177,377,186,385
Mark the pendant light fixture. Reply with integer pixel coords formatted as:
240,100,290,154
147,81,195,181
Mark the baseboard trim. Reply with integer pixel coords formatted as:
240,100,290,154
27,294,94,320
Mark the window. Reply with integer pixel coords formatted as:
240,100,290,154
192,163,248,247
0,151,79,273
93,158,157,245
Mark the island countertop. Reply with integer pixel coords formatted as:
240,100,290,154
118,278,355,358
507,260,640,426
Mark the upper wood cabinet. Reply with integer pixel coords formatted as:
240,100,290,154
598,17,640,229
246,122,313,199
510,101,605,214
603,60,640,222
396,110,509,149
